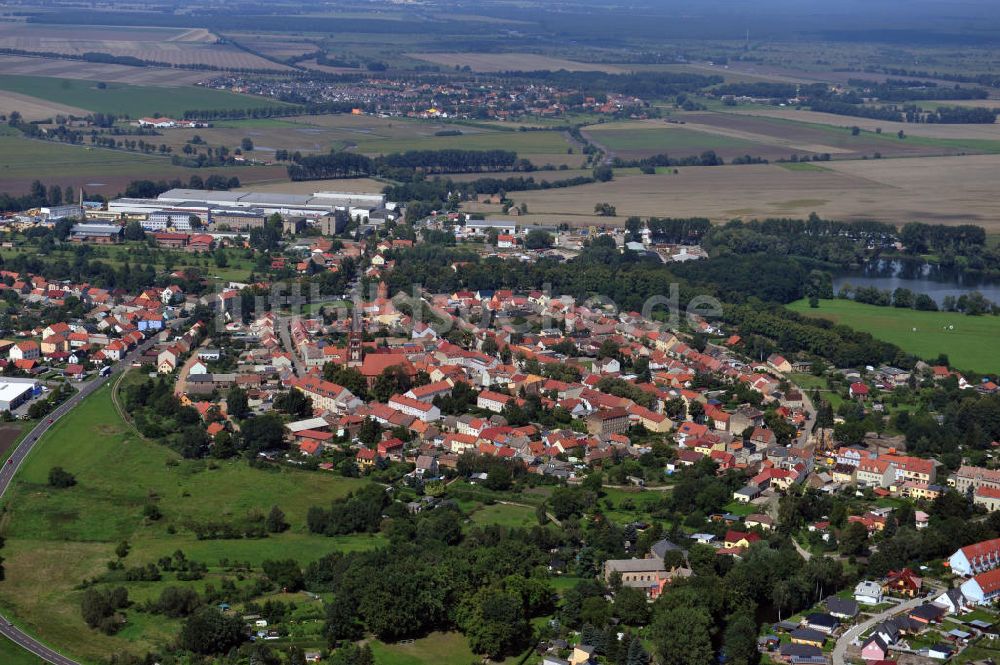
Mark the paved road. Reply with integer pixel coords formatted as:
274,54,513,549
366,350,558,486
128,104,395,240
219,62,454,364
832,593,933,665
277,315,304,378
0,332,163,665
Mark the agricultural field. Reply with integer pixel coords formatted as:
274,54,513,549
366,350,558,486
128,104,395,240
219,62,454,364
156,114,579,167
0,91,88,121
0,24,289,71
0,130,286,197
787,298,1000,373
671,111,984,158
0,381,377,662
0,54,211,86
510,152,1000,228
406,51,628,73
224,32,320,61
584,119,780,160
727,106,1000,143
0,74,289,118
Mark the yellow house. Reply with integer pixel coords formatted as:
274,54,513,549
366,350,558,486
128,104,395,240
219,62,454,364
899,481,940,501
832,466,855,484
569,646,596,665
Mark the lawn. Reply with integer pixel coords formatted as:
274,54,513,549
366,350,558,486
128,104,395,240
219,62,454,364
787,372,844,408
0,379,377,663
0,637,48,665
0,75,289,118
468,502,538,528
0,243,258,284
955,638,1000,664
787,298,1000,374
370,631,525,665
600,487,665,523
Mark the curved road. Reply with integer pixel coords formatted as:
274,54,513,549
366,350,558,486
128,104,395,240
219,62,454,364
831,592,934,665
0,332,165,664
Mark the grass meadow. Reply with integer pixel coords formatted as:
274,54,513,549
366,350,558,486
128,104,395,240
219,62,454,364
788,298,1000,373
0,381,375,662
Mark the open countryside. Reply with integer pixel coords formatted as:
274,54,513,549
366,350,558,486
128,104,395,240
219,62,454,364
0,75,290,119
1,1,1000,664
0,381,374,661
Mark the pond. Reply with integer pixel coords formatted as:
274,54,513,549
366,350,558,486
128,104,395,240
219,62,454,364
832,259,1000,305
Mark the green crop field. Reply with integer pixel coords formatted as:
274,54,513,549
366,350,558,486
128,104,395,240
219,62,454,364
0,75,289,119
776,162,831,172
788,298,1000,373
585,125,759,153
348,129,572,156
0,132,286,196
0,380,376,663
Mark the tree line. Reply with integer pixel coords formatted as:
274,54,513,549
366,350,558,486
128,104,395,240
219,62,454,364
288,148,525,181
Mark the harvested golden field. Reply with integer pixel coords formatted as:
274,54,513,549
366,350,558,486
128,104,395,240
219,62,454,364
299,59,364,75
0,24,290,71
0,91,88,120
730,107,1000,141
228,32,321,60
511,154,1000,228
407,52,627,73
0,54,211,86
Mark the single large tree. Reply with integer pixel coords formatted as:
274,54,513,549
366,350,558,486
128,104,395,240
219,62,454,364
456,586,529,659
652,605,714,665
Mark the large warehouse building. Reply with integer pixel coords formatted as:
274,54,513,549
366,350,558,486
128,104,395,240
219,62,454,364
0,378,39,411
105,189,392,228
155,189,386,216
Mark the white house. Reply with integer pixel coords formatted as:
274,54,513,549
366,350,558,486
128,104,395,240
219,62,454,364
949,537,1000,577
477,389,512,413
9,341,39,361
933,588,970,615
388,394,441,422
854,580,883,605
961,568,1000,605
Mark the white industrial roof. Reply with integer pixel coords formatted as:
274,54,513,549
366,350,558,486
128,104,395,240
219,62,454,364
0,380,35,403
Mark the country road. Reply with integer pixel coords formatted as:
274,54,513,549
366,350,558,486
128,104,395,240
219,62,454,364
0,330,166,664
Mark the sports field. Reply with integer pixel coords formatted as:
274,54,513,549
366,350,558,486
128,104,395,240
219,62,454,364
787,298,1000,373
0,381,375,662
0,74,288,118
